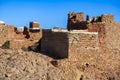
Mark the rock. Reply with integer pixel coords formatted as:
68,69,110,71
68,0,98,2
0,48,119,80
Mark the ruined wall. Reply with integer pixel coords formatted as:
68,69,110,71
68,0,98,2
105,22,120,49
14,33,25,39
0,25,15,46
41,29,68,58
87,23,105,47
41,29,99,60
75,13,84,22
0,25,8,46
66,12,107,48
67,22,87,30
29,30,42,40
67,12,86,30
68,31,99,61
9,40,39,49
68,12,84,22
67,13,114,31
101,14,114,24
11,29,42,49
7,25,14,39
0,23,42,49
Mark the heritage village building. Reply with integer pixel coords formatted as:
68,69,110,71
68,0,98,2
0,12,120,61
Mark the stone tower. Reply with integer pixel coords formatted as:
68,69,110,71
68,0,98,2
67,12,87,30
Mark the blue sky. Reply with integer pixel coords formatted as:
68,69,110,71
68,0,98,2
0,0,120,28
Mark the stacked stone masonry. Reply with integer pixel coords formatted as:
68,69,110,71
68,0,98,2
0,22,41,49
41,12,120,60
41,29,68,58
101,14,114,24
0,12,120,61
41,29,99,59
68,31,99,61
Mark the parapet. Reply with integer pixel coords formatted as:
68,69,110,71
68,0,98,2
67,12,87,30
68,12,84,22
67,12,115,30
101,14,114,24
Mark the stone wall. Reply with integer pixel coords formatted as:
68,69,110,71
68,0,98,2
11,30,42,49
0,24,42,49
41,29,99,60
101,14,114,24
41,29,68,58
68,12,84,22
67,12,85,30
0,25,15,46
67,12,114,31
68,31,99,61
0,25,8,46
14,33,25,39
29,30,42,40
87,23,105,47
7,25,14,39
105,22,120,49
9,40,39,49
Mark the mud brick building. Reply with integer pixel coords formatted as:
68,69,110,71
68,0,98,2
0,22,42,49
0,12,120,61
41,12,120,61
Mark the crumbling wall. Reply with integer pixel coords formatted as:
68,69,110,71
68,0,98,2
0,23,42,49
29,30,42,40
12,29,42,49
67,12,114,31
101,14,114,24
68,31,99,61
9,40,23,49
67,12,86,30
105,22,120,49
0,25,15,46
14,33,25,39
67,22,87,30
9,40,39,49
41,29,68,58
87,23,105,47
41,29,99,60
68,12,84,22
0,25,8,46
7,25,14,39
